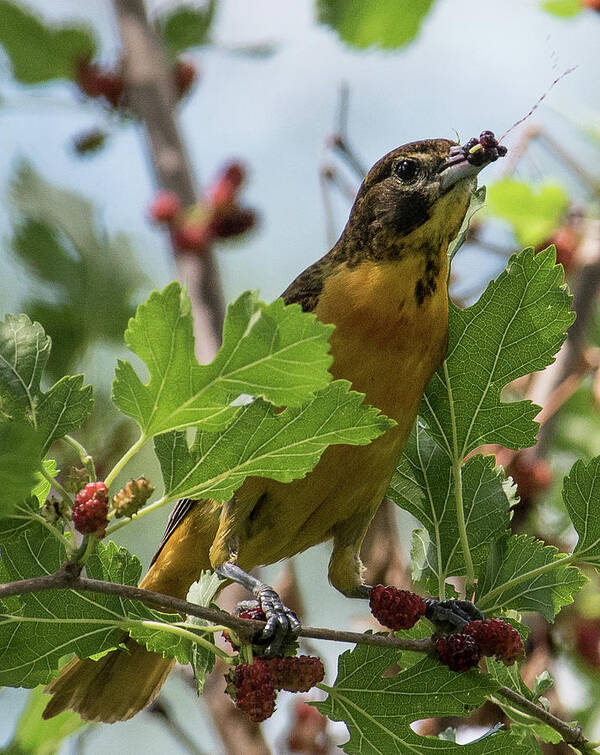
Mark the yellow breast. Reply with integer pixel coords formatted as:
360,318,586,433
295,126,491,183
315,253,449,422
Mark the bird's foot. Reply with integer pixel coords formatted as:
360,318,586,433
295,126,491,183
424,598,483,631
252,586,301,656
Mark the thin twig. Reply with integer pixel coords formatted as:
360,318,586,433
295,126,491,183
497,685,585,750
147,699,208,755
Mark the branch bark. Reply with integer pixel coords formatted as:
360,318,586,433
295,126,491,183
0,568,432,652
112,0,225,363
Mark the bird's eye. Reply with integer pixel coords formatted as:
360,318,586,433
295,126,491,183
394,159,419,182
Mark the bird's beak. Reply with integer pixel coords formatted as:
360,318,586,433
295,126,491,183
438,146,492,192
439,137,506,192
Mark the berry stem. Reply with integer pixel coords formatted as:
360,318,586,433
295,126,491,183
104,433,147,488
121,620,235,662
62,435,96,481
29,512,74,551
105,493,169,535
39,464,73,506
69,535,97,566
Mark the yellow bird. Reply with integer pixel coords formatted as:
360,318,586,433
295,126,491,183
44,134,503,722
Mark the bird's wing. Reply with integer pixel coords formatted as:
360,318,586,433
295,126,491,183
149,498,197,566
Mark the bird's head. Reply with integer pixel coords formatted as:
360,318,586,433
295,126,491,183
339,132,505,264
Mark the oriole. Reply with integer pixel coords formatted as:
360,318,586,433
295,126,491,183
43,135,502,722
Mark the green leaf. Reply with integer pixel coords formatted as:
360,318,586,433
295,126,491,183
186,573,220,693
126,618,209,665
11,165,147,380
156,380,394,501
317,0,436,50
562,456,600,568
389,425,514,596
488,656,561,746
316,643,532,753
0,313,93,457
156,1,217,58
0,461,59,539
447,186,486,264
32,459,58,505
3,685,86,755
0,313,50,421
0,424,41,518
127,570,223,669
0,533,164,687
476,534,587,620
0,1,96,83
486,179,570,247
114,283,336,437
541,0,582,17
421,247,574,458
37,375,94,454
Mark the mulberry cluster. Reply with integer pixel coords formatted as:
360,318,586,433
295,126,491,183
149,162,256,255
436,618,524,672
228,659,275,723
72,481,109,538
227,656,324,723
436,633,482,672
369,585,427,630
463,619,525,666
264,656,324,693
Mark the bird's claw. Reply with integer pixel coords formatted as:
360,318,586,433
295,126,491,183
254,586,301,656
425,598,483,631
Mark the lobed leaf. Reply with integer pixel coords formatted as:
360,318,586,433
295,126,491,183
476,534,586,620
0,1,96,84
4,685,86,755
421,246,574,458
562,456,600,568
155,1,217,58
486,179,570,247
317,0,436,50
155,379,394,501
389,425,514,596
316,643,534,753
0,533,172,687
0,312,92,463
542,0,583,20
11,165,147,380
113,284,335,437
0,425,41,518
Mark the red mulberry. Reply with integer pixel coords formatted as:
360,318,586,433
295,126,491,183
369,585,427,630
436,633,481,672
463,618,525,666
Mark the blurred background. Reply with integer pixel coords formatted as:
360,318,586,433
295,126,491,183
0,0,599,752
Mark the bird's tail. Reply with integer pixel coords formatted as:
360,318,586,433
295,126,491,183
42,638,175,722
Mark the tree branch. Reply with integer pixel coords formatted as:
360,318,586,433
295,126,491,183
0,568,432,652
112,0,225,362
